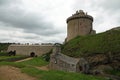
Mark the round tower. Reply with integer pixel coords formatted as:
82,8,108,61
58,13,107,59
66,10,95,41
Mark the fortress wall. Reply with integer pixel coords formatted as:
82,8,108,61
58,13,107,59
7,45,53,56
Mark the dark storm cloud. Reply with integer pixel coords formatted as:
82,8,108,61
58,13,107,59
0,0,62,37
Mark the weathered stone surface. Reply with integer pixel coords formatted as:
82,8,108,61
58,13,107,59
86,54,108,67
66,10,95,41
93,65,113,75
49,44,89,73
7,44,53,56
85,52,120,75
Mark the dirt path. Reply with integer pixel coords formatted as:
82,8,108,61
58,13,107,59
15,57,33,62
0,66,37,80
36,65,49,71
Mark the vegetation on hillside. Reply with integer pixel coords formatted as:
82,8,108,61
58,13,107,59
62,29,120,57
0,43,11,51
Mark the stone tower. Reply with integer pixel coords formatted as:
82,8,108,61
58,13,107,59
66,10,95,41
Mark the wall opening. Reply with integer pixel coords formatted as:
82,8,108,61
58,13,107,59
30,52,35,57
79,66,83,71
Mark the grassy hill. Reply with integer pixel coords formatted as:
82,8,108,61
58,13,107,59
62,29,120,57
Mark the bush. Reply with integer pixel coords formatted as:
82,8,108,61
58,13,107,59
42,49,53,62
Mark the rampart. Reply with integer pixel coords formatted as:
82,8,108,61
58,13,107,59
7,44,53,56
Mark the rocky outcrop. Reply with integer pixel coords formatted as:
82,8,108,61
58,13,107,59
85,52,120,75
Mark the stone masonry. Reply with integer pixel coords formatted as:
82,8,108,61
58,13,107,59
49,44,89,73
66,10,96,41
7,44,53,56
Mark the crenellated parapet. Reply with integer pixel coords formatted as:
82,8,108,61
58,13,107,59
67,10,93,23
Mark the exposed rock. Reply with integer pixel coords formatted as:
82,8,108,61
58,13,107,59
86,54,109,67
93,65,113,75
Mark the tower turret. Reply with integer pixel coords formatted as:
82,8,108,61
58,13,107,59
66,10,95,41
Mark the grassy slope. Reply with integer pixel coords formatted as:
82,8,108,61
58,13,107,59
62,30,120,57
22,67,106,80
19,57,49,66
0,56,48,67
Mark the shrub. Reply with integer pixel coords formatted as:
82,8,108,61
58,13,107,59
42,49,53,62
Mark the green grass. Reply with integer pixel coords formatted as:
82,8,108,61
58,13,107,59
21,67,107,80
0,55,25,60
0,56,107,80
62,29,120,57
19,57,49,66
0,56,48,67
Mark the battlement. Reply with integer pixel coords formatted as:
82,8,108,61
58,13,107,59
67,10,93,23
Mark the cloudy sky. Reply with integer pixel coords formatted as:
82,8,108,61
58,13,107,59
0,0,120,43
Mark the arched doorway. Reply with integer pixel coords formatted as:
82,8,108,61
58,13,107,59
78,64,89,73
30,52,35,57
79,66,83,71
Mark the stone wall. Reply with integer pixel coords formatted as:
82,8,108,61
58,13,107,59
49,44,89,73
7,44,53,56
49,53,80,72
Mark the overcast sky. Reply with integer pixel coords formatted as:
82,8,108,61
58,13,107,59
0,0,120,43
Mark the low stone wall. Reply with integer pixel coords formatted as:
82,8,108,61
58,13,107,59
7,45,53,56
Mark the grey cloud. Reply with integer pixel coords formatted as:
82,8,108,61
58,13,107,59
0,38,9,42
99,0,120,11
23,36,39,40
0,0,20,6
0,0,12,5
25,27,62,36
0,0,62,37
